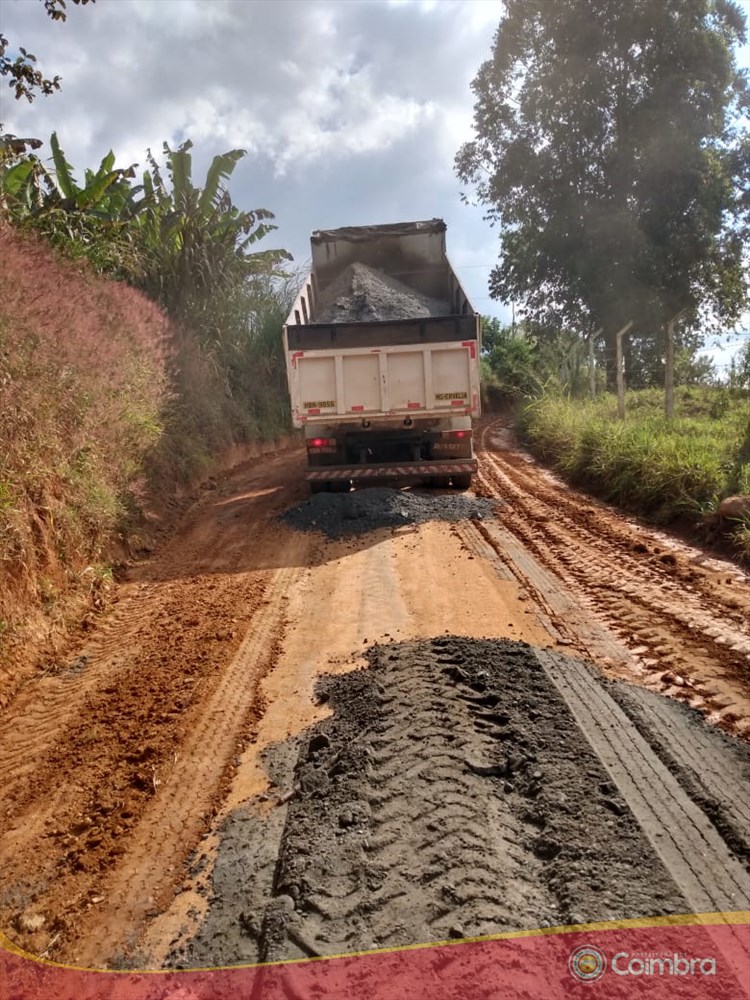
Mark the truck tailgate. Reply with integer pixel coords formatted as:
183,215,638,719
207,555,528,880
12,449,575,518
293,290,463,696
290,340,479,424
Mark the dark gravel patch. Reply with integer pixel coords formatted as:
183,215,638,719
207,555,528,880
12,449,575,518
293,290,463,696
261,638,686,958
279,488,498,538
263,636,686,959
174,639,688,969
605,679,750,867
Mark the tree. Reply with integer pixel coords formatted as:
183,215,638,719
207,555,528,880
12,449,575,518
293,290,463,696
624,326,717,388
481,315,589,399
1,0,95,105
1,0,96,160
729,339,750,389
456,0,750,385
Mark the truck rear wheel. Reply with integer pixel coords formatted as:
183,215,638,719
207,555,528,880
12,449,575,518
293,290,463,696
329,480,351,493
309,481,328,494
430,475,451,489
451,474,473,490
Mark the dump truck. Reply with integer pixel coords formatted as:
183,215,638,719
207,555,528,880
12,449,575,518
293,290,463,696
283,219,481,493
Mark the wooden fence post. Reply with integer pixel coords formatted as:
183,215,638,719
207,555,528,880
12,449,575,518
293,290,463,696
665,318,675,419
664,311,686,419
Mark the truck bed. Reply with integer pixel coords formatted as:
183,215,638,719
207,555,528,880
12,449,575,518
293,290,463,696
284,220,480,429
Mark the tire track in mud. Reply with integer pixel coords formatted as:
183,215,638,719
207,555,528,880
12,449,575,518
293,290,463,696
73,562,302,967
5,436,750,975
476,420,750,736
0,450,309,963
180,638,698,970
0,586,155,805
0,455,294,809
537,650,750,914
267,645,552,958
606,682,750,866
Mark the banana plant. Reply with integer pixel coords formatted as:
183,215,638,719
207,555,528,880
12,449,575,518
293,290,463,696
133,140,291,329
0,132,154,277
0,134,292,329
1,131,147,219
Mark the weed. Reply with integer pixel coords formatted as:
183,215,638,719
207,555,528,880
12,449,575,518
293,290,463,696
0,481,14,513
520,387,750,531
730,518,750,563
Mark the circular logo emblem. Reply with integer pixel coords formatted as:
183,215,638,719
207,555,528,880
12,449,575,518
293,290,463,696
569,945,607,983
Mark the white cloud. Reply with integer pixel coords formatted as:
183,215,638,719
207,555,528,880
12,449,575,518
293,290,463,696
1,0,505,314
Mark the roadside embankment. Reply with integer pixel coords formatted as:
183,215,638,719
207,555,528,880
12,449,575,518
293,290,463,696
0,223,170,703
517,388,750,558
0,224,294,704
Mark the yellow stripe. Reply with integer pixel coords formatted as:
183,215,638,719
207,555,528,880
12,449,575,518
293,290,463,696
1,911,747,975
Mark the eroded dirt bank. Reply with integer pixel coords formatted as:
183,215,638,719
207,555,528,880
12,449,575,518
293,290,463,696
1,427,749,973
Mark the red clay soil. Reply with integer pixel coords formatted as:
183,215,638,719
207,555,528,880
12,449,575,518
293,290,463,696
1,427,749,970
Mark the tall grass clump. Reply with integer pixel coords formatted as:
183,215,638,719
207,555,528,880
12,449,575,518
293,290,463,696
519,387,750,540
0,223,170,702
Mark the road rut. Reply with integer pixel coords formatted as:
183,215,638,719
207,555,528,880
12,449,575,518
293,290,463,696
0,431,748,974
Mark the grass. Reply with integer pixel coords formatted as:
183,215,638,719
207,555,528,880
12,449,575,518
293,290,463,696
518,386,750,559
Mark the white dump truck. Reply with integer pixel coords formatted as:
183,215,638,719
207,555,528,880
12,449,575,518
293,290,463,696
283,219,481,493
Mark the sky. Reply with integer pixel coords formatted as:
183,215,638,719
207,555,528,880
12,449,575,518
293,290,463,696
0,0,508,319
1,0,748,369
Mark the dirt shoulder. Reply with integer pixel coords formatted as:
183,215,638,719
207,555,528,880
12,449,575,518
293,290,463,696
477,418,750,738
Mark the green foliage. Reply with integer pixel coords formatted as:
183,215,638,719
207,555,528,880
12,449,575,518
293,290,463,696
481,319,545,399
0,134,295,467
457,0,750,379
0,135,293,309
0,132,145,277
481,315,590,400
132,140,292,337
623,326,718,389
146,270,298,491
728,340,750,389
0,122,298,687
125,140,295,466
520,388,750,542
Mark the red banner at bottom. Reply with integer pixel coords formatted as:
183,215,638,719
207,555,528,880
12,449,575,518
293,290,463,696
1,913,748,999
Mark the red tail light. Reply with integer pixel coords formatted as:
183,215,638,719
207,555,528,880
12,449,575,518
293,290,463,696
446,430,471,439
308,438,336,448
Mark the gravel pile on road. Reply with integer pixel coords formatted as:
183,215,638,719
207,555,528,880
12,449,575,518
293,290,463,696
260,637,686,954
314,262,449,323
175,637,687,969
280,488,497,538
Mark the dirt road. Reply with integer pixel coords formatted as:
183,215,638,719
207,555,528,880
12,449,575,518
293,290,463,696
1,420,749,972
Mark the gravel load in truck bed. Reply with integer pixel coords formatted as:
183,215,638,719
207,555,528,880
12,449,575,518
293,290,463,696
280,488,497,538
314,262,450,323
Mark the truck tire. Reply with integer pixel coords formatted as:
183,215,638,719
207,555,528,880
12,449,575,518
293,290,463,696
309,481,329,494
329,480,351,493
430,476,451,489
451,474,473,490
